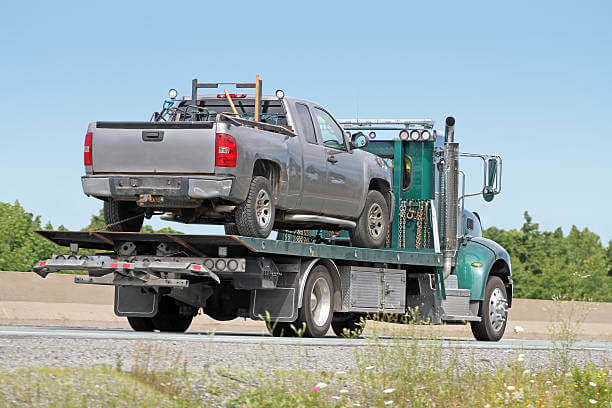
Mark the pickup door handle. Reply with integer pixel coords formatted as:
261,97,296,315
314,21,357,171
327,155,338,164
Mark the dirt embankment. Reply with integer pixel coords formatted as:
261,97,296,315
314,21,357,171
1,271,610,341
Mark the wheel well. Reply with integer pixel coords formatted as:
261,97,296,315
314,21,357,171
298,258,343,313
489,259,512,307
253,159,281,200
368,178,392,211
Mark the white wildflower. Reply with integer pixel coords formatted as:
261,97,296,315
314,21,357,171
506,385,515,391
384,401,394,405
315,382,328,389
332,396,341,400
523,369,531,376
336,370,347,375
365,365,375,370
589,381,596,387
383,388,395,394
530,379,535,383
513,326,524,334
531,373,538,377
340,389,349,394
545,380,552,385
484,405,491,408
589,399,597,404
517,354,525,362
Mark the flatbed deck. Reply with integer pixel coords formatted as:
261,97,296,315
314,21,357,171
36,230,445,267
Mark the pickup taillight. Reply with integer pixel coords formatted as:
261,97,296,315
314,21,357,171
215,133,237,167
84,132,93,166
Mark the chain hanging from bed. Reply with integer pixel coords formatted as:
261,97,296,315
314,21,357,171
398,199,432,249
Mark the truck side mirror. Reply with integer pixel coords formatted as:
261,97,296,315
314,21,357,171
350,132,369,149
483,158,497,202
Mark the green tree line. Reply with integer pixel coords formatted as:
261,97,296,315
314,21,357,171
1,201,610,301
483,212,611,302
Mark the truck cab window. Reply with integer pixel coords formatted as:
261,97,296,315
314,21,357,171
295,103,318,144
314,108,347,150
402,154,413,190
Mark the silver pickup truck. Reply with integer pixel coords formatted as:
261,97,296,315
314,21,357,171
82,80,393,248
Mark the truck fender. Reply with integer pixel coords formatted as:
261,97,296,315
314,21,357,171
297,258,342,312
453,238,513,307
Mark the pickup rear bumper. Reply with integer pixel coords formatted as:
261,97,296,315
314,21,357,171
82,175,233,202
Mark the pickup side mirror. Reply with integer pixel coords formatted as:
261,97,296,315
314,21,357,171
350,131,369,149
483,158,497,202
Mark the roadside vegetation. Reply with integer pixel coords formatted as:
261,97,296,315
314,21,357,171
0,333,609,407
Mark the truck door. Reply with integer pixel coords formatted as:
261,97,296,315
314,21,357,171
313,107,364,218
294,102,326,212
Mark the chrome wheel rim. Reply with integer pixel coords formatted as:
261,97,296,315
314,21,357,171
489,287,508,332
255,189,272,228
310,277,331,327
367,203,384,239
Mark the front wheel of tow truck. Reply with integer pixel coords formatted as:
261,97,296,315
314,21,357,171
127,316,155,332
151,297,193,333
331,313,366,338
350,190,389,249
470,276,508,341
103,200,145,232
293,265,334,337
234,176,275,238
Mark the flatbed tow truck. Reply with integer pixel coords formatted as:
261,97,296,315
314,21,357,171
33,116,512,341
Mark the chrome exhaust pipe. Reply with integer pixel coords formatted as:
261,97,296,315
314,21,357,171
442,116,458,279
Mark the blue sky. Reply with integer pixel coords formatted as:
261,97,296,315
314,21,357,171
1,1,610,243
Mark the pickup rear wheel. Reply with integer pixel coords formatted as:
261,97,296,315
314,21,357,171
223,224,239,235
350,190,389,249
235,176,275,238
103,200,145,232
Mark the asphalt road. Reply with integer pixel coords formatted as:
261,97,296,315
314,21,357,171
1,326,610,351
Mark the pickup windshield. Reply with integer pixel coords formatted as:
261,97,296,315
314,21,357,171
158,98,288,126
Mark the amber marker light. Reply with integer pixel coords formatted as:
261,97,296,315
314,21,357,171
471,262,482,267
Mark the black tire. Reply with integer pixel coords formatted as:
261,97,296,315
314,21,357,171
127,316,155,332
235,176,275,238
331,313,365,338
223,223,239,235
103,200,145,232
470,276,508,341
266,321,298,337
151,297,193,333
293,265,334,338
350,190,389,249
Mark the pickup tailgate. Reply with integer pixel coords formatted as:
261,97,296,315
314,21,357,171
92,121,217,174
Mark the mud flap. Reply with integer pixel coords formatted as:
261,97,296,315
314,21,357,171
250,288,297,322
114,286,159,317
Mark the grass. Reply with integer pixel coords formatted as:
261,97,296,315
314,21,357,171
0,332,609,407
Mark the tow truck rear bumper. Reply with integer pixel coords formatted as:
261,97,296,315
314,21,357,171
33,255,222,287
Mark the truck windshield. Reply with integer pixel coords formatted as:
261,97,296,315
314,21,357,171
161,98,288,126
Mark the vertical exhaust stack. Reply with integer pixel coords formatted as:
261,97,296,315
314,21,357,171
441,116,458,279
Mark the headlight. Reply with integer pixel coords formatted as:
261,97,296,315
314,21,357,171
399,130,409,140
168,88,178,100
410,130,420,140
421,130,431,140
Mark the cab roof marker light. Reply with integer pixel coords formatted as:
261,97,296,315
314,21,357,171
410,130,420,141
216,93,247,98
399,130,409,140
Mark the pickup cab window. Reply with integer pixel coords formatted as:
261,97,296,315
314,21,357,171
295,103,318,144
314,108,347,151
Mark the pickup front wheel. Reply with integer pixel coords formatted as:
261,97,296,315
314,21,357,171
235,176,275,238
350,190,389,249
